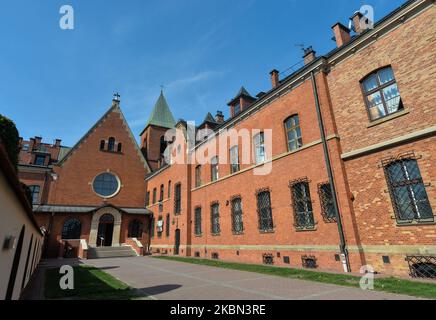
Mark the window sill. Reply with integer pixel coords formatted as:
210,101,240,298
395,218,435,227
295,227,317,232
259,229,275,234
232,232,244,236
211,233,221,237
194,234,203,238
367,109,409,128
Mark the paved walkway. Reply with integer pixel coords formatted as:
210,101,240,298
84,257,420,300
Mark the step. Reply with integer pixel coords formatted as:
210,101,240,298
87,245,137,259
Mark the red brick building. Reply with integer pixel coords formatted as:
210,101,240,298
17,0,435,278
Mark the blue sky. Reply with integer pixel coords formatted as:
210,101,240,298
0,0,405,146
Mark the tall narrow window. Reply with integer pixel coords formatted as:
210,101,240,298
145,191,150,206
384,157,433,222
100,140,105,150
165,214,170,237
174,183,181,214
361,66,403,121
150,217,155,238
195,165,202,187
28,185,41,204
211,157,219,182
152,188,157,204
159,184,164,202
117,143,122,152
257,190,273,232
211,203,220,235
157,216,163,238
168,181,172,198
285,115,302,151
230,146,240,173
290,180,315,230
234,102,241,116
253,132,265,164
231,197,243,234
108,137,115,151
194,207,202,236
318,183,337,223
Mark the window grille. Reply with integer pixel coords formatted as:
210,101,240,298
165,214,170,237
194,207,202,236
302,255,318,269
290,179,315,230
231,197,244,234
256,190,274,232
211,203,221,235
263,253,274,265
211,252,219,260
318,183,337,223
230,146,240,173
174,183,181,214
383,156,433,223
406,256,436,279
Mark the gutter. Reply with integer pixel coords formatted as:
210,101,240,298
310,71,351,273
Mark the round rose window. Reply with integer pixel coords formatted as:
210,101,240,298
92,172,120,198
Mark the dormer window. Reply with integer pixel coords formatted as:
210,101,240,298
34,155,46,166
234,102,241,116
361,66,403,121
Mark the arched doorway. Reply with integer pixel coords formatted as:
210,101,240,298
97,214,114,247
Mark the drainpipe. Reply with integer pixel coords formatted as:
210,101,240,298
310,70,351,273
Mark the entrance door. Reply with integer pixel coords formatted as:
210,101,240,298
174,229,180,255
97,214,114,247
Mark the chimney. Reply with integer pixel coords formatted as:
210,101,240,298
215,111,224,124
350,12,364,34
34,136,42,148
54,139,62,147
269,69,280,88
303,46,316,65
332,22,351,47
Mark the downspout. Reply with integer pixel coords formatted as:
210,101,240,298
310,70,351,273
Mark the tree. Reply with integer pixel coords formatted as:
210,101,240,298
0,114,20,170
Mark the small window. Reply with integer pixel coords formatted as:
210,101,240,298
361,66,403,121
211,252,219,260
230,146,240,174
22,144,30,151
234,102,241,116
211,157,219,182
194,207,202,236
152,188,157,204
174,183,181,214
62,219,81,240
28,185,41,204
117,143,122,152
195,165,202,187
284,115,302,151
318,183,337,223
231,197,243,234
290,179,315,230
100,140,105,150
383,157,433,222
253,132,265,164
263,253,274,265
145,191,150,206
211,203,220,235
108,137,116,151
257,190,274,232
302,255,318,269
406,256,436,279
128,219,143,238
34,155,46,166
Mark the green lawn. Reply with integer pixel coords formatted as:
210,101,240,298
44,265,147,300
155,256,436,299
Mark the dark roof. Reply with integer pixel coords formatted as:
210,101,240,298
203,112,217,124
227,86,256,106
144,91,176,130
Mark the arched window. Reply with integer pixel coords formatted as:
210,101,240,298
117,143,122,152
361,66,403,121
210,203,220,235
62,219,81,240
195,165,202,187
100,140,105,150
165,213,170,237
257,190,273,232
284,115,302,152
211,156,219,182
128,219,144,238
253,133,265,164
108,137,115,151
231,197,243,234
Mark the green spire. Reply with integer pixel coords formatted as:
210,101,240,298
145,91,176,129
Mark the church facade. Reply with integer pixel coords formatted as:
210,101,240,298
17,0,435,278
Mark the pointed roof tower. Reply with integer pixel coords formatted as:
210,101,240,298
143,91,176,132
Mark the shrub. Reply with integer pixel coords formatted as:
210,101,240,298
0,114,20,170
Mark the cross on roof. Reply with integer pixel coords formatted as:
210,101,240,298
113,92,121,101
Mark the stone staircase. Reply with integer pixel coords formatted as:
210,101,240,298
87,245,137,259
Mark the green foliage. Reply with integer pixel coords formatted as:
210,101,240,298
0,114,20,170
